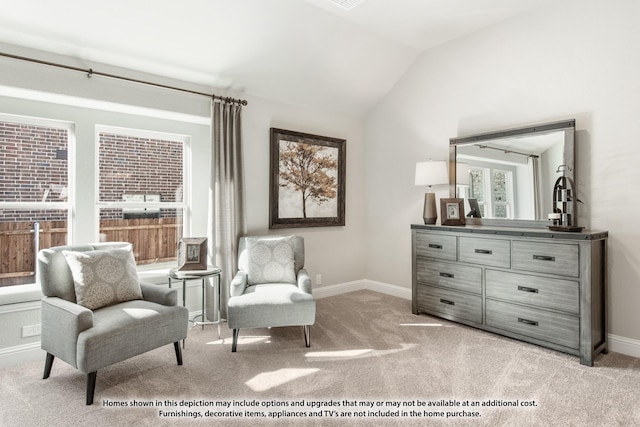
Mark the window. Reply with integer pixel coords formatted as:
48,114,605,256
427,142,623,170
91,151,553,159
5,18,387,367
96,126,189,265
469,168,489,218
0,114,73,287
491,169,513,219
469,166,514,219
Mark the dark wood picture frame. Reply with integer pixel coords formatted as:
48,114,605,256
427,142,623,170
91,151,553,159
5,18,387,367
269,128,346,229
440,198,466,226
177,237,207,270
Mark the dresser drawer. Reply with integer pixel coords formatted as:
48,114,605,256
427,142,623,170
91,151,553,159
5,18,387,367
512,241,579,277
416,258,482,294
459,237,510,268
416,285,482,324
486,299,579,349
415,232,457,261
486,270,579,314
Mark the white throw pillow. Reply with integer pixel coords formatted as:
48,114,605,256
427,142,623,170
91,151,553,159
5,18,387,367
63,245,143,310
246,236,296,285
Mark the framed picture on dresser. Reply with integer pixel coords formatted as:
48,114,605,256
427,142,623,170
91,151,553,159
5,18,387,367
440,198,465,226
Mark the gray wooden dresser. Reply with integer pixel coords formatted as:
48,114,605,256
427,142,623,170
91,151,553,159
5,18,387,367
411,224,608,366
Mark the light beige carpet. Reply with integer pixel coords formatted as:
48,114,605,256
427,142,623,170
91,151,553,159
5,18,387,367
1,290,639,426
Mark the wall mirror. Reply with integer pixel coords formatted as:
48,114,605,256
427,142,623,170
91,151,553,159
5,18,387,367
449,119,575,227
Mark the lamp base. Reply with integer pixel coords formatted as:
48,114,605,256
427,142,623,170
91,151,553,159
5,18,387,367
423,193,437,224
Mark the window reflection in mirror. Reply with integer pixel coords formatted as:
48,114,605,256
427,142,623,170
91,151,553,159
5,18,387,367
450,120,575,224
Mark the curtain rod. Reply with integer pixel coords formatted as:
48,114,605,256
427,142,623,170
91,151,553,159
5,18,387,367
0,51,248,106
477,144,539,159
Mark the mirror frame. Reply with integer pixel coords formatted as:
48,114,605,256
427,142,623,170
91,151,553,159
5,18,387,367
449,119,575,228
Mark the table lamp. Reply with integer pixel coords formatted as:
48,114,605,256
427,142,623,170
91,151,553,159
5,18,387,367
415,160,448,224
455,162,470,198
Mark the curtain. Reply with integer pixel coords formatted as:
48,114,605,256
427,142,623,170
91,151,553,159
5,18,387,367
207,99,246,319
530,156,541,220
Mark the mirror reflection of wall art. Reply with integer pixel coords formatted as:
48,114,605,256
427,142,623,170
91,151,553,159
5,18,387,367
440,198,466,226
269,128,346,229
177,237,207,270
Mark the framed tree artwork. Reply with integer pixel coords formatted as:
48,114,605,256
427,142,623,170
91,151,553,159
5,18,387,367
269,128,346,228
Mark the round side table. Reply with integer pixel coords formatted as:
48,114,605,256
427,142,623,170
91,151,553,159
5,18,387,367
168,267,222,339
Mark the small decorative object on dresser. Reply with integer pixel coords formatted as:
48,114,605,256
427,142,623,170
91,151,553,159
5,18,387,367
440,198,465,226
549,164,583,232
467,198,481,218
177,237,208,270
414,160,449,224
411,224,608,366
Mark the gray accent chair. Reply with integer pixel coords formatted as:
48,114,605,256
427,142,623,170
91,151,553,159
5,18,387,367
37,242,189,405
227,235,315,352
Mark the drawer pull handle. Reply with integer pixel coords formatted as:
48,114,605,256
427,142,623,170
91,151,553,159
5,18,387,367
440,299,455,306
439,272,454,278
517,285,539,293
533,255,555,262
518,317,539,327
475,249,493,255
428,244,443,249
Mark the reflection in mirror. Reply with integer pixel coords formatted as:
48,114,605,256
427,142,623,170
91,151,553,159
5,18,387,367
449,120,575,226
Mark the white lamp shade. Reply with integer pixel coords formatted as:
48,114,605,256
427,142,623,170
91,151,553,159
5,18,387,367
415,161,448,187
456,162,470,186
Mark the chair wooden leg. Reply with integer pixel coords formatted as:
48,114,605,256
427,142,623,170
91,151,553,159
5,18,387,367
174,341,183,365
86,371,97,405
232,329,239,352
43,353,55,379
303,325,311,348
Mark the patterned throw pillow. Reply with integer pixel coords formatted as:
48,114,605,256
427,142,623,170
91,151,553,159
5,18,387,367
63,245,143,310
246,236,296,285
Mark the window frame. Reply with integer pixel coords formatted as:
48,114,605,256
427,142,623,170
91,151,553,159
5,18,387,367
0,113,75,290
94,125,192,261
469,166,490,218
0,113,75,228
491,168,514,219
0,88,208,304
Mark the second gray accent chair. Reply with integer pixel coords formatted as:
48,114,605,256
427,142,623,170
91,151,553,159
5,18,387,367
37,242,188,405
227,235,316,352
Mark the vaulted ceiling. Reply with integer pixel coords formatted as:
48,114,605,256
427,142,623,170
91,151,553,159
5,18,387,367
0,0,552,116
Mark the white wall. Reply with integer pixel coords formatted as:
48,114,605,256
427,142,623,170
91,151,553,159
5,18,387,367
242,95,367,288
365,0,640,343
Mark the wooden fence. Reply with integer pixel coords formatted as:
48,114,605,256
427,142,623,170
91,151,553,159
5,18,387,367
0,221,66,287
0,218,180,287
99,218,181,265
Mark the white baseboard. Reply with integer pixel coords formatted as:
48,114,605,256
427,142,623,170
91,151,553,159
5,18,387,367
0,342,45,368
314,280,366,299
608,334,640,359
363,279,412,300
314,279,411,300
2,282,639,366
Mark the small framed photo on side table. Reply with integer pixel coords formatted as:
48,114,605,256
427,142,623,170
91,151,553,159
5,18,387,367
440,198,466,226
177,237,208,270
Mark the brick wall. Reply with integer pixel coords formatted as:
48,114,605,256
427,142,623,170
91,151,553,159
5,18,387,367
99,132,183,219
0,121,68,221
1,123,184,222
